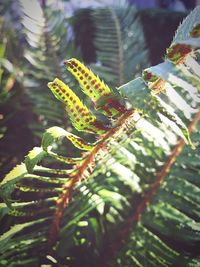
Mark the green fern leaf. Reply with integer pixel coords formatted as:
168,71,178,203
0,221,39,243
0,6,200,267
167,6,200,64
0,163,27,187
0,163,27,206
166,44,192,64
48,78,108,133
190,23,200,38
172,6,200,44
119,78,193,145
25,147,47,173
42,126,95,151
48,151,83,164
65,58,127,117
65,58,111,101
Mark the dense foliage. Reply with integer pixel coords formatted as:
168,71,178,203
0,1,150,176
0,3,200,267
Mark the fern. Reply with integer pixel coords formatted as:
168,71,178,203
0,0,77,176
0,6,200,267
18,0,78,138
0,8,36,177
73,5,149,87
91,5,149,86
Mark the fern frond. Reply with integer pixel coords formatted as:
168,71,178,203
42,126,95,151
65,58,111,100
48,78,109,133
90,5,149,87
65,58,127,117
18,0,77,138
0,6,200,267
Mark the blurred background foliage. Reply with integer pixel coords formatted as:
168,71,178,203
0,0,190,177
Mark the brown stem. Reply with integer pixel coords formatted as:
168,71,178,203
47,110,135,253
96,109,200,267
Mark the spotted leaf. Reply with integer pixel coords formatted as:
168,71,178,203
42,126,95,151
166,44,192,64
48,152,83,164
65,58,127,117
66,133,95,151
65,58,111,102
190,23,200,38
48,78,108,134
143,70,166,94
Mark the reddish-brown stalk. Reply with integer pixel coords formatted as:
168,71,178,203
47,109,135,253
96,109,200,267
